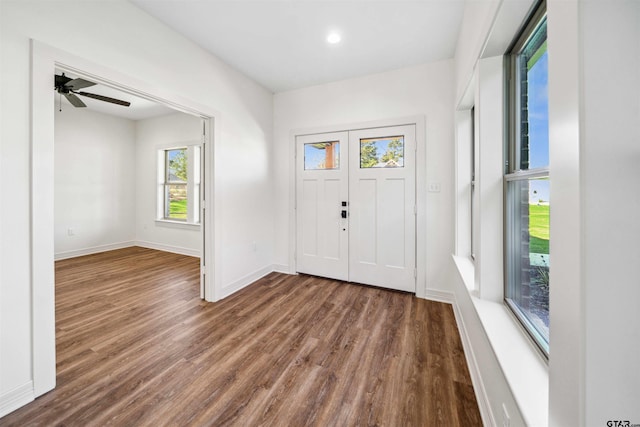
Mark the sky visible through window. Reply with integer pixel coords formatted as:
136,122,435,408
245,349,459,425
528,49,549,203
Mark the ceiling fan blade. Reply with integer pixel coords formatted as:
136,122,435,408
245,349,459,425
76,91,131,107
64,78,96,91
64,93,87,108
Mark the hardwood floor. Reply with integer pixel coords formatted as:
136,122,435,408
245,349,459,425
1,247,481,426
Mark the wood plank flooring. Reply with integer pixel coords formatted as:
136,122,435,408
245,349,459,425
1,247,481,426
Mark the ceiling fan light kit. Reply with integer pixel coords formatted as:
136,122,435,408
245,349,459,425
54,73,131,110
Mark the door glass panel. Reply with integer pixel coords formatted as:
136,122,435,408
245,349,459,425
304,141,340,170
360,136,404,168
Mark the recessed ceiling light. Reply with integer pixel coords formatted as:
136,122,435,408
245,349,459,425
327,32,341,44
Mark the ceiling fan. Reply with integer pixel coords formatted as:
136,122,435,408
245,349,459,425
54,73,131,108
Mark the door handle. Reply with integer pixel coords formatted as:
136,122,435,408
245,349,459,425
341,210,348,218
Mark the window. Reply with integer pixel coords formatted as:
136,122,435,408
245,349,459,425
304,141,340,170
470,106,476,260
505,2,549,355
157,144,201,224
360,136,404,168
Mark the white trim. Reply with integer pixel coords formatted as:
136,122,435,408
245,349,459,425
154,219,201,230
271,264,292,274
220,265,273,300
414,117,428,299
134,241,200,258
452,254,549,426
451,296,496,427
423,289,455,304
202,117,216,301
54,241,135,261
0,382,34,418
54,242,200,261
288,115,427,296
31,39,58,398
474,56,505,302
454,108,474,260
290,115,424,138
155,140,202,151
505,168,550,181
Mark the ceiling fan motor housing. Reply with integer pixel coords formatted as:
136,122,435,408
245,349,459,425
54,73,131,108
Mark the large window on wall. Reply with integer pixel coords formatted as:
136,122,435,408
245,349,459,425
157,144,201,224
505,1,549,355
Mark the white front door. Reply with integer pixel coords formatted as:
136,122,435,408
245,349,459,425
296,132,349,281
348,125,416,292
296,125,416,292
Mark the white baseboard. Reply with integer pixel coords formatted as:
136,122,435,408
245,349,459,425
54,241,135,260
423,288,455,304
134,241,200,258
54,241,200,260
271,264,291,274
220,265,273,299
451,297,496,427
0,381,34,418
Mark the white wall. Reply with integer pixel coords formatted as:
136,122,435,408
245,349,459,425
453,0,501,103
580,2,640,421
0,0,273,413
273,60,455,295
548,0,640,424
135,112,202,256
54,107,136,259
55,108,203,260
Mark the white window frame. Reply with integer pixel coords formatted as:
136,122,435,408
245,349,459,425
157,142,201,226
504,1,549,357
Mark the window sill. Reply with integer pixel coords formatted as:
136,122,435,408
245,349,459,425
154,219,200,230
454,255,475,292
453,255,549,426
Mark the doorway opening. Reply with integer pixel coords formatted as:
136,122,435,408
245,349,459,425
53,68,207,296
31,41,216,399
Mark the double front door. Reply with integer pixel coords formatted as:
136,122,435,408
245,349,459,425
296,125,416,293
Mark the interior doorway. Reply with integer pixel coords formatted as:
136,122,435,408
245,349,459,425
296,124,417,293
53,68,208,298
31,40,217,399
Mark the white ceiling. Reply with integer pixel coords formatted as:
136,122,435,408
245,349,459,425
55,70,177,121
130,0,466,93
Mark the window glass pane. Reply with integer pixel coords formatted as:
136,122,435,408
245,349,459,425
304,141,339,170
518,18,548,170
471,107,476,259
193,146,201,185
166,148,187,182
166,184,187,220
506,178,549,351
360,136,404,168
193,184,200,224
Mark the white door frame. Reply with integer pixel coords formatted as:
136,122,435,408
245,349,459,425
289,116,427,297
30,40,220,399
